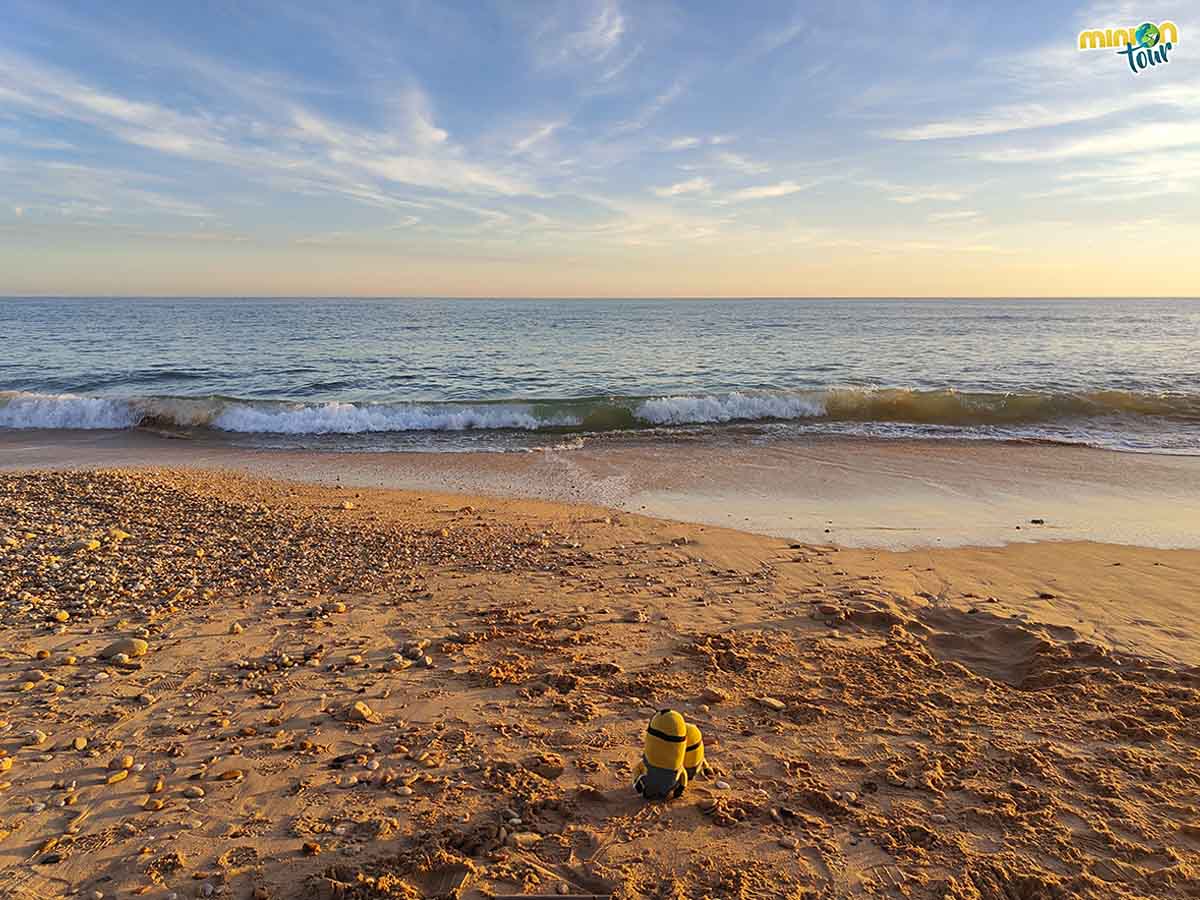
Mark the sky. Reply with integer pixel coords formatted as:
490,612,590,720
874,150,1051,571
0,0,1197,297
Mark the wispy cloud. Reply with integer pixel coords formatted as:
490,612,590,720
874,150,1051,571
0,48,535,204
537,0,626,68
723,179,820,202
612,77,688,135
928,209,981,222
978,121,1200,163
713,151,769,175
747,11,806,58
652,176,712,197
512,120,567,155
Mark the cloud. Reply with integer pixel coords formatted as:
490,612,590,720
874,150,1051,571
713,151,769,175
0,48,535,204
978,121,1200,163
513,120,566,155
858,179,966,204
883,85,1197,141
652,176,712,197
724,179,819,202
664,135,735,152
748,13,806,57
611,77,688,134
928,210,981,222
538,0,626,67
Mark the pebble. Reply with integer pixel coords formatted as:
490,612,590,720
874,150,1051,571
108,755,135,771
183,786,205,798
99,637,148,659
778,836,798,849
229,622,244,635
714,780,731,790
758,696,786,711
348,700,381,723
106,770,129,785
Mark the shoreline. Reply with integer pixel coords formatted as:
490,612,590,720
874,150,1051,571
0,467,1196,899
4,429,1200,550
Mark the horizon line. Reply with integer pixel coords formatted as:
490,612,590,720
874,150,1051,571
3,295,1200,302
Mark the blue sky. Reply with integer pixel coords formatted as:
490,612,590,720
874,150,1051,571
0,0,1196,296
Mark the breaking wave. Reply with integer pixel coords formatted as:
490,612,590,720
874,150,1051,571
2,387,1198,437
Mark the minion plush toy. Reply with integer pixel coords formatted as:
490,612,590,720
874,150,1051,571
683,722,707,781
633,709,688,800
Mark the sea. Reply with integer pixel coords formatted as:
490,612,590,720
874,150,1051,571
2,297,1198,455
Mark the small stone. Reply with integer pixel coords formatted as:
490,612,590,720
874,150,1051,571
99,638,148,660
509,832,542,849
229,622,244,635
144,798,165,811
341,500,356,510
67,538,101,553
758,696,786,711
52,610,70,623
108,755,134,771
198,882,215,898
346,654,363,666
61,655,77,666
778,836,798,849
714,780,731,790
217,769,244,781
302,840,321,856
183,786,205,799
106,770,129,785
25,730,48,746
35,649,50,660
701,686,729,703
347,701,381,724
72,737,88,751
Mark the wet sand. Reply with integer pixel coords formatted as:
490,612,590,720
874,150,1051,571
4,430,1200,549
0,467,1198,899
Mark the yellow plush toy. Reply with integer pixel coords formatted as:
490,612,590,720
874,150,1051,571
633,709,688,800
683,722,707,781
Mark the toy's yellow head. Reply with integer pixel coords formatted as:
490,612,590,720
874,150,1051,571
643,709,687,770
683,722,705,772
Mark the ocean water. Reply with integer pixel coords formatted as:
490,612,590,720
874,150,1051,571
2,297,1198,454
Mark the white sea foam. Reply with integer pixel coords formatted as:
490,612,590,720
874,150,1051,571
635,391,826,425
0,392,139,429
212,401,570,434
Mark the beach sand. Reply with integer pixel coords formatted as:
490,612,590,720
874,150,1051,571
1,467,1199,899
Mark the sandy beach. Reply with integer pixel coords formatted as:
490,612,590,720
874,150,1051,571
1,466,1198,899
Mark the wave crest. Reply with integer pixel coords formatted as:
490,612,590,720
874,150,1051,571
1,387,1197,436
